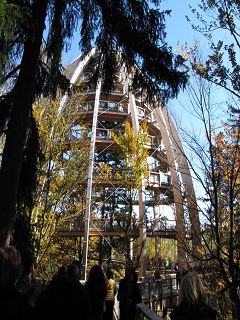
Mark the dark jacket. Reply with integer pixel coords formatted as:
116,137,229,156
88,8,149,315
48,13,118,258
170,302,217,320
85,278,107,320
117,278,142,320
35,275,90,320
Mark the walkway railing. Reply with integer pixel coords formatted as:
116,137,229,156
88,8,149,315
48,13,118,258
136,303,164,320
113,275,177,320
139,274,178,315
58,218,176,234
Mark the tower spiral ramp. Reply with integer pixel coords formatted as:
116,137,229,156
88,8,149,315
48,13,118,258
62,50,201,279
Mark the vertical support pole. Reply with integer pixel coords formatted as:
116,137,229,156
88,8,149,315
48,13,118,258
82,78,102,280
170,277,173,307
130,239,133,260
139,184,147,277
129,93,139,132
153,206,160,266
129,92,147,277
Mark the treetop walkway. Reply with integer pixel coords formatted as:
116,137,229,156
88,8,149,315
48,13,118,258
57,217,177,239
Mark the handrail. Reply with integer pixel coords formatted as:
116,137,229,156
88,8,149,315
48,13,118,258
136,303,164,320
113,277,175,320
77,101,128,113
94,128,162,150
57,218,176,233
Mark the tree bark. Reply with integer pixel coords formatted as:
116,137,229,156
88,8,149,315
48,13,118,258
0,0,48,247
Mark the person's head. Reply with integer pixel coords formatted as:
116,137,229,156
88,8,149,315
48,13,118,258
179,271,207,305
88,265,105,282
125,264,134,280
0,246,22,288
67,263,80,281
106,269,113,280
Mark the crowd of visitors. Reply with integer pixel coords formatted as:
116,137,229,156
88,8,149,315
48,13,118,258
0,245,217,320
0,245,142,320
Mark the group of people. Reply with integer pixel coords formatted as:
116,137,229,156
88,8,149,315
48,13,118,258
0,245,218,320
0,245,142,320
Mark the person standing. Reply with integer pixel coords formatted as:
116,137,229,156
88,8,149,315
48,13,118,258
117,265,142,320
0,246,33,319
174,263,181,290
17,248,42,307
104,269,117,320
35,269,89,320
170,271,217,320
85,265,107,320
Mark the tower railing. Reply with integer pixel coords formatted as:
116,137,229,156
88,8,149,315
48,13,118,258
77,101,128,113
57,218,176,234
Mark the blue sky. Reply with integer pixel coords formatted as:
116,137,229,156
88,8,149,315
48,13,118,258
161,0,201,49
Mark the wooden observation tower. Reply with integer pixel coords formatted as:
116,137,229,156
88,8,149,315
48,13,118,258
60,49,201,280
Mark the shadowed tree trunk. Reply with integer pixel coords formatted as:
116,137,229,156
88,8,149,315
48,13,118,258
0,0,48,247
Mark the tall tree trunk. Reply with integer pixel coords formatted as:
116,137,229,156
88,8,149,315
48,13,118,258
229,287,240,320
0,0,48,247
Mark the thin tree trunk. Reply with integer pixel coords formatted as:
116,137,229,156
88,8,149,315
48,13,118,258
0,0,48,247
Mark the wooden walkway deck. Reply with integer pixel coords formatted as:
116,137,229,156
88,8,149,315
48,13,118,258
57,218,177,239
